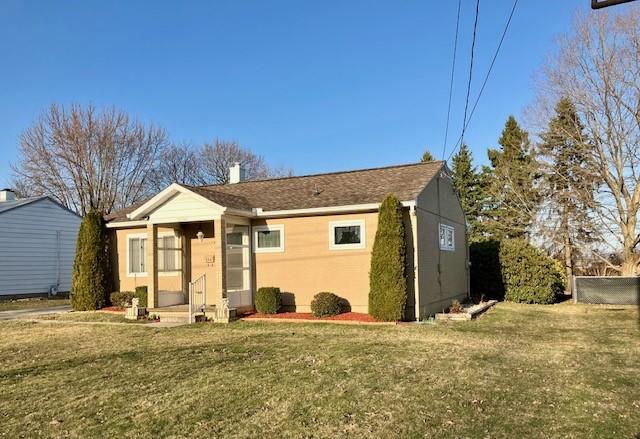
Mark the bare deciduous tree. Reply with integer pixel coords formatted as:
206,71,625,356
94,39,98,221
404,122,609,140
12,104,169,215
148,143,205,191
538,9,640,275
200,140,292,184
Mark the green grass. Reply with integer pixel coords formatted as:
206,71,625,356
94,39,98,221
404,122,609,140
36,311,151,324
0,302,638,438
0,297,69,312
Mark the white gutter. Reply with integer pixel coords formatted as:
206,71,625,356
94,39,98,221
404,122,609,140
254,201,415,218
107,201,416,226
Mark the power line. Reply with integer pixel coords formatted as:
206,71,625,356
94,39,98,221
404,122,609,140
459,0,480,159
441,0,462,160
447,0,519,161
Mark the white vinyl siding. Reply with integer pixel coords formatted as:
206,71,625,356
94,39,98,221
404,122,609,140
0,199,80,296
147,191,217,223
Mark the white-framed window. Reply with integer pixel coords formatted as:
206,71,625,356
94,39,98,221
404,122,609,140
329,220,365,250
439,223,455,251
157,233,181,274
127,233,148,276
253,225,284,253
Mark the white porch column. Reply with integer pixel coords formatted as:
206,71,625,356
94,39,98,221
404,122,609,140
213,217,227,305
146,223,158,308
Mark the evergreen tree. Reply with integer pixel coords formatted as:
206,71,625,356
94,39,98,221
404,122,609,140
71,211,111,310
538,97,596,292
369,194,407,321
483,116,540,240
421,149,435,162
450,144,484,241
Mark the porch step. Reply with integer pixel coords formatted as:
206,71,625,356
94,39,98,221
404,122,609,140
148,306,238,324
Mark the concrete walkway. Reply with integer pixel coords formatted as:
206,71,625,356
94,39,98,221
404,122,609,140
0,305,72,321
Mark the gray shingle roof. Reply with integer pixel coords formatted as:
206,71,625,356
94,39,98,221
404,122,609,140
107,161,444,222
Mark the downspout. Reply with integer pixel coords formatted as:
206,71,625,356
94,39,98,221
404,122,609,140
410,203,420,320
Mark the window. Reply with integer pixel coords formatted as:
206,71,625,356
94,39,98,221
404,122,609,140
329,220,365,250
439,224,455,251
157,235,180,273
127,235,147,276
253,225,284,253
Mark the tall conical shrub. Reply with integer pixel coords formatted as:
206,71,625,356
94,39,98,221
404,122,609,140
71,210,111,310
369,194,407,321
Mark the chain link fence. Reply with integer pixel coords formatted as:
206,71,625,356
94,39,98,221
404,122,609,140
573,276,640,305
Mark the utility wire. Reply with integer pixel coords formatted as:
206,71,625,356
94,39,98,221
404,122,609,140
441,0,462,160
447,0,519,161
459,0,480,159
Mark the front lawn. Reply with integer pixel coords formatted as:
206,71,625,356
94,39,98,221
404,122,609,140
0,297,69,312
36,311,151,324
0,303,638,438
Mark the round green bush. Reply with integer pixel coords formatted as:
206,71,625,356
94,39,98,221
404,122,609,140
110,291,134,307
255,287,281,314
499,239,564,304
311,292,343,317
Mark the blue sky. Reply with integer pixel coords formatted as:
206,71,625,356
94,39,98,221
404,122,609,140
0,0,600,186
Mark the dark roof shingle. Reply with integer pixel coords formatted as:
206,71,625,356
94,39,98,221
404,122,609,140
107,161,444,222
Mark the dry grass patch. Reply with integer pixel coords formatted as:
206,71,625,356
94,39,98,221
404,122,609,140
0,297,69,312
0,303,638,438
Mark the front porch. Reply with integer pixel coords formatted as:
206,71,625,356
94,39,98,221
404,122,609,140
142,217,253,322
109,184,258,323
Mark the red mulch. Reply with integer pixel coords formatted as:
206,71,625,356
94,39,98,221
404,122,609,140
99,306,125,313
242,311,381,323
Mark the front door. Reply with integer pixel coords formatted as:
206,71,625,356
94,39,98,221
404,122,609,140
225,224,252,308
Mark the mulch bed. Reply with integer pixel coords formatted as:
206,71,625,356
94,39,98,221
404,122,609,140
241,312,396,325
98,306,125,314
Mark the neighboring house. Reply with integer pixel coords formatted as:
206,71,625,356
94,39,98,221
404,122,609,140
105,161,468,320
0,189,81,297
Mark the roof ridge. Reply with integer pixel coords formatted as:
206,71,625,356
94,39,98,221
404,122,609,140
198,161,444,189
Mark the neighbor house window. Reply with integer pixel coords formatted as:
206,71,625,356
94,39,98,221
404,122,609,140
329,220,365,250
157,234,180,273
439,224,455,251
253,225,284,253
127,235,147,276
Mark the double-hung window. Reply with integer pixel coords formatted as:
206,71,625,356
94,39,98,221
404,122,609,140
253,225,284,253
439,224,455,251
329,220,365,250
128,235,147,276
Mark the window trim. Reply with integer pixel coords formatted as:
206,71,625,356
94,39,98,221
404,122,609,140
253,225,285,253
329,220,366,250
439,223,455,251
126,233,148,277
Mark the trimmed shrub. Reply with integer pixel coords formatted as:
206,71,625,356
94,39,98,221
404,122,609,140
134,286,148,308
369,194,407,321
500,239,564,304
470,240,505,300
71,210,111,311
311,292,343,317
255,287,281,314
110,291,134,307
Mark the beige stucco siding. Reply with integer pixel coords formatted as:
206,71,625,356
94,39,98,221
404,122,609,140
252,212,379,313
415,172,469,317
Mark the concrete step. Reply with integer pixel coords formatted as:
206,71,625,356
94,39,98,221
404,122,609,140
149,307,238,324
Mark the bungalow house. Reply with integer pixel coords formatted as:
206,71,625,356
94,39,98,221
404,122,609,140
0,189,81,297
105,161,468,321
